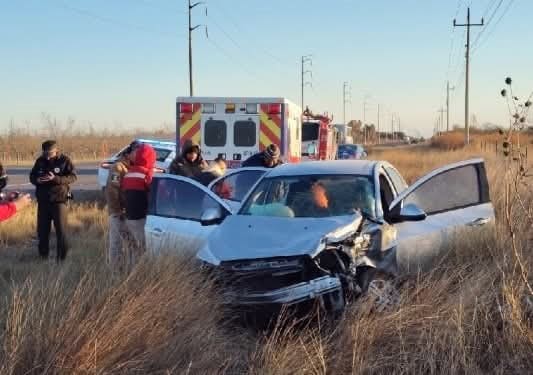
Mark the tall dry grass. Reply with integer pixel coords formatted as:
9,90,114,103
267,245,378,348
0,146,531,374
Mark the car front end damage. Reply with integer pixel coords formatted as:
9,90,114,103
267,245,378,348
200,215,397,311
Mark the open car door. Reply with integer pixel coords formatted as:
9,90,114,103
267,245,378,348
208,167,268,212
389,158,495,274
145,175,232,256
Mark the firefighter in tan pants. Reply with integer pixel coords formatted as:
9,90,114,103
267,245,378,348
105,142,137,271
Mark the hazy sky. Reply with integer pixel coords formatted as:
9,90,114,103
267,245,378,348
1,0,531,137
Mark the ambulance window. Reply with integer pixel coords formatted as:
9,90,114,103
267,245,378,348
204,120,227,147
234,121,256,147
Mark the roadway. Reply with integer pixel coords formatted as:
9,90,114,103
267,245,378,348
5,163,100,192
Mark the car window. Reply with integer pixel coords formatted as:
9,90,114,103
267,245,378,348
234,121,256,147
204,120,227,147
240,175,375,218
403,165,481,215
150,178,223,221
384,166,407,193
153,147,172,163
211,170,266,202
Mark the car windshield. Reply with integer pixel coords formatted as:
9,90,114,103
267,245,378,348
240,174,375,218
338,145,360,153
302,122,319,142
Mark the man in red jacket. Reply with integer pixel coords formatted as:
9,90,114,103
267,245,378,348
0,163,32,222
121,143,156,267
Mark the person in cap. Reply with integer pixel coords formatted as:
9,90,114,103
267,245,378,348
29,140,77,261
105,141,137,272
0,162,32,222
241,144,283,168
169,139,208,178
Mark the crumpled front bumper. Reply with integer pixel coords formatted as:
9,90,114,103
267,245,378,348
223,275,342,306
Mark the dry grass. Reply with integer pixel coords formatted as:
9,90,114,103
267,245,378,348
0,146,532,374
431,130,533,151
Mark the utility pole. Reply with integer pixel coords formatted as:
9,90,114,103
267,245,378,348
301,55,312,112
377,104,380,144
446,81,455,132
188,0,205,96
454,7,484,145
391,113,394,142
343,82,351,125
438,107,446,136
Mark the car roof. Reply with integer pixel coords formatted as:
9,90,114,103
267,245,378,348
265,160,379,178
135,138,176,150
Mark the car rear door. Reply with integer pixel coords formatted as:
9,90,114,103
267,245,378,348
208,167,268,212
145,175,232,256
390,159,495,274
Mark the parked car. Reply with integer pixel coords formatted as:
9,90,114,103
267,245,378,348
97,139,176,190
147,159,495,312
337,144,367,160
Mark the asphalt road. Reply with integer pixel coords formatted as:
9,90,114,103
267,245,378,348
5,163,100,192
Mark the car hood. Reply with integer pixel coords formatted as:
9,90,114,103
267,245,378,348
200,213,363,264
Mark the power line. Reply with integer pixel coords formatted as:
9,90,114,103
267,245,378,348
472,0,515,54
52,1,185,38
470,0,504,50
208,1,291,68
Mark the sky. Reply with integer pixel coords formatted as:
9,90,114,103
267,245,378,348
1,0,532,137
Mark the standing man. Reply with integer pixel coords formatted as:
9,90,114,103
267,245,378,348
29,140,77,261
121,143,156,267
241,144,283,168
105,141,137,271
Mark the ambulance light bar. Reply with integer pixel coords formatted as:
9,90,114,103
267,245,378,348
179,103,193,113
225,103,236,113
267,103,282,115
202,103,216,113
246,103,258,114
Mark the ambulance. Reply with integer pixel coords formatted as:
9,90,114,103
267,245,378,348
301,108,338,161
176,97,302,168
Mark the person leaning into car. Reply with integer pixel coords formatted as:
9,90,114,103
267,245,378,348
29,140,77,261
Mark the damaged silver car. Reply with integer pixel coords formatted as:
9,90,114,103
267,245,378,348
147,159,495,312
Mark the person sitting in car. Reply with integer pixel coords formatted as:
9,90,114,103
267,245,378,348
196,157,226,186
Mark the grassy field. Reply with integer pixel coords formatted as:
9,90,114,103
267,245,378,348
0,146,531,374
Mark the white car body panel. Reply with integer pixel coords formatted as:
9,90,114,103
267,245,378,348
390,158,495,273
146,169,266,255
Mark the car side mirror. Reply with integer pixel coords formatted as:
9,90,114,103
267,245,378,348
200,207,224,226
389,202,426,223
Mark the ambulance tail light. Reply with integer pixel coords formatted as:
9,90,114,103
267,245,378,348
267,103,282,115
180,103,193,113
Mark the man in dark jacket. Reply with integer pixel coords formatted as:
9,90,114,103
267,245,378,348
29,140,77,261
169,139,208,178
241,144,283,168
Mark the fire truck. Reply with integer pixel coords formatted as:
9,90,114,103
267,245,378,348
176,97,302,168
301,108,338,161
